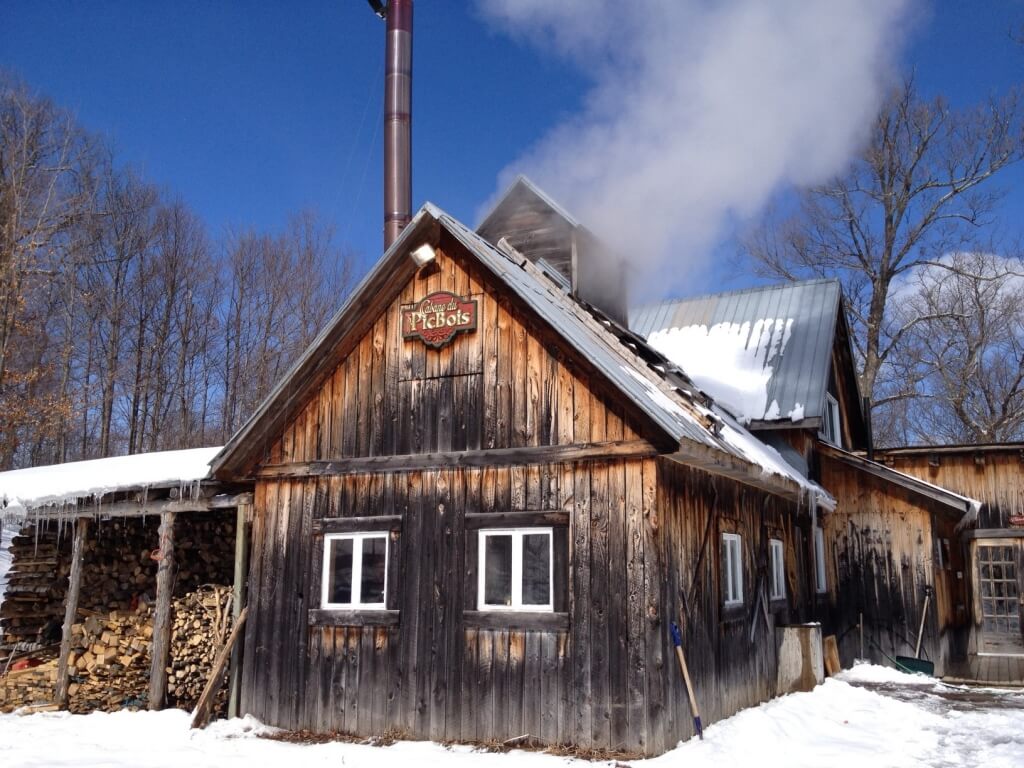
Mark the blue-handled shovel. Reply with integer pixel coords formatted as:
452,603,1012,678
670,621,703,739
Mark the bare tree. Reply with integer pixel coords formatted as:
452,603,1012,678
896,251,1024,444
0,72,96,467
0,75,360,469
744,79,1024,438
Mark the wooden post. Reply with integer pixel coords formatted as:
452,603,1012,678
55,517,88,708
148,510,176,710
228,502,251,718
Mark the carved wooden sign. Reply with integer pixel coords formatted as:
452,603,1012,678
1009,514,1024,529
402,291,478,348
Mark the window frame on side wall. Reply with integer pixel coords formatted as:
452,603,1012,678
320,531,390,610
814,526,828,594
477,527,554,613
769,538,786,601
721,532,744,607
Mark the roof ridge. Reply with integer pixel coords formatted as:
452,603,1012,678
632,277,840,311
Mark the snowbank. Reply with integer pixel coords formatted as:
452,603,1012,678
0,447,222,520
4,665,1021,767
836,660,937,686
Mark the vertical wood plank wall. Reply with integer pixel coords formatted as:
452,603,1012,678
239,236,803,755
817,455,960,673
659,460,805,744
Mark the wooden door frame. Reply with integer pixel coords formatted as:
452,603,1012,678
969,535,1024,657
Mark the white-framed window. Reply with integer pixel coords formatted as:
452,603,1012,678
769,538,786,600
721,533,743,606
321,532,389,609
813,527,827,593
821,393,841,446
478,528,553,611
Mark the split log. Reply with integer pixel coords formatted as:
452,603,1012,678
190,606,248,729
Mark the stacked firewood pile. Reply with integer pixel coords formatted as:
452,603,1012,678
65,606,154,712
1,511,237,716
1,588,236,714
0,604,153,713
1,513,235,648
167,585,233,713
0,653,58,711
0,526,69,647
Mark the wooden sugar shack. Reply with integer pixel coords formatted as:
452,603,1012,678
0,448,251,714
632,279,981,679
209,186,852,755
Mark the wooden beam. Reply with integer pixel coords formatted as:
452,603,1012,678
148,511,177,710
464,510,568,529
307,609,401,627
312,515,403,535
25,492,254,522
228,501,251,719
257,439,659,479
462,610,569,632
666,440,807,503
55,517,88,708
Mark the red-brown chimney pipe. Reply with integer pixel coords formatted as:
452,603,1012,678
383,0,413,249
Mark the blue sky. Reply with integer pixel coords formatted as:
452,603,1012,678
1,1,1022,291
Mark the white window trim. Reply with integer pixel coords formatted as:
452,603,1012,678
478,528,554,612
321,532,389,609
722,533,743,606
814,527,827,594
769,538,786,600
821,393,841,447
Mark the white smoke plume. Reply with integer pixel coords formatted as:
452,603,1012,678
476,0,916,295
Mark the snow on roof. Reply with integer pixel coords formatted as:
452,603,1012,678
619,365,834,507
646,319,794,424
0,447,221,520
632,279,844,426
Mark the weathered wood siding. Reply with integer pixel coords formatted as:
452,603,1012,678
818,455,962,673
260,231,650,468
658,460,805,744
880,448,1024,530
241,460,672,753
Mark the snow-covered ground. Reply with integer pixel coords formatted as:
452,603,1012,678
1,664,1022,768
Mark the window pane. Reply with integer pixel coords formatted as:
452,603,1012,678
484,535,513,606
327,538,354,604
721,539,730,601
360,536,387,605
522,533,551,606
731,539,742,602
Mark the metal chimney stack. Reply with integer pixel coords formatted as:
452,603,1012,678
383,0,413,249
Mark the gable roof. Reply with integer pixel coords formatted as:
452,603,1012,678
630,279,861,430
211,203,831,507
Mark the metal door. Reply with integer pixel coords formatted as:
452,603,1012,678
977,543,1024,655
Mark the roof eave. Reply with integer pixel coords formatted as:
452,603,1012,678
819,442,979,522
